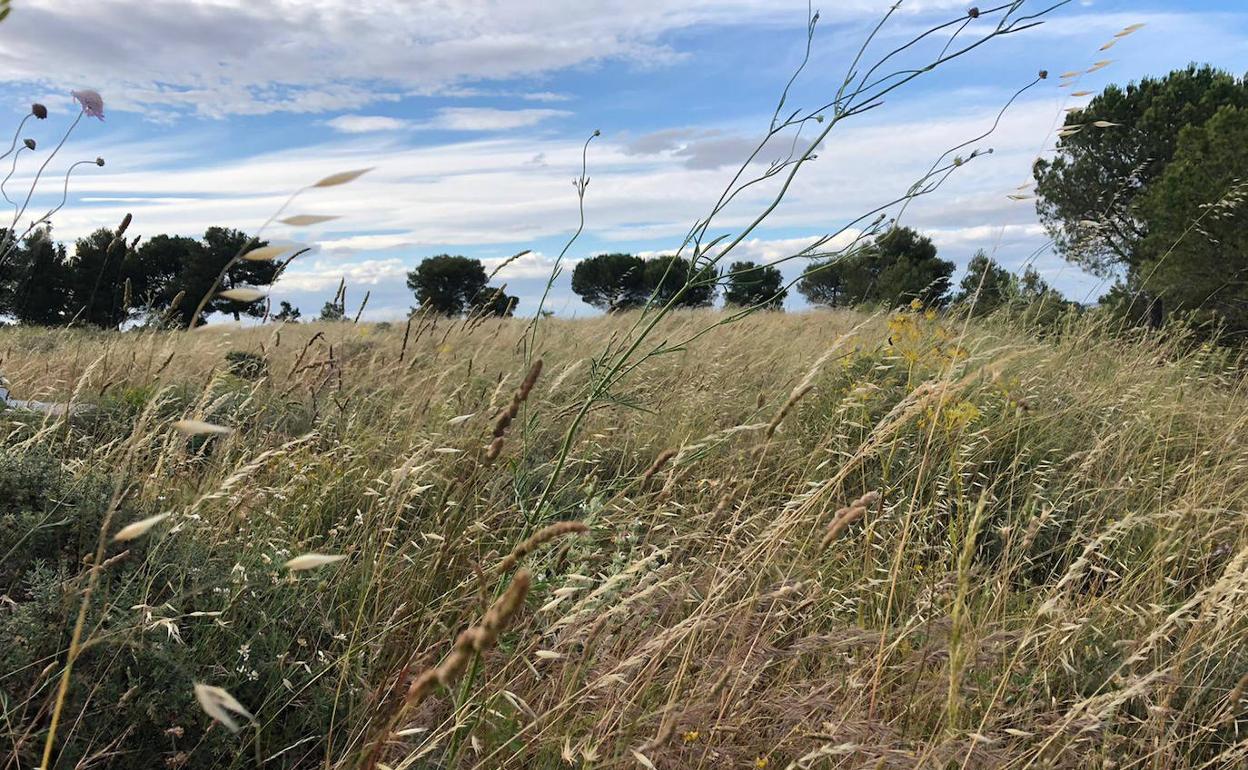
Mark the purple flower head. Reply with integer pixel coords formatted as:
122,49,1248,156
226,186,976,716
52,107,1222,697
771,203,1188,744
71,89,105,121
31,103,47,120
23,138,35,150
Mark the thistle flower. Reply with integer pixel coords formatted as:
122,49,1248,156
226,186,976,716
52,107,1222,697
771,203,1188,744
31,103,47,120
23,139,34,150
71,89,105,121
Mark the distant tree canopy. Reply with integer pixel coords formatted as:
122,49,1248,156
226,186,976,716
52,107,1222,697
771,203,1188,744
643,255,717,308
1034,65,1248,335
955,250,1017,315
0,225,278,328
472,285,519,317
723,261,786,310
954,250,1069,318
799,227,953,309
199,228,280,323
1035,66,1248,277
1133,105,1248,333
405,254,513,317
0,228,70,326
273,301,301,323
570,253,647,311
571,253,716,311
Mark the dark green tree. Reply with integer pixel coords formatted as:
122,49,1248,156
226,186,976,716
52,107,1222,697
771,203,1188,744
723,261,786,309
471,285,518,317
1,228,71,325
406,255,489,316
202,227,279,322
65,228,137,328
1132,105,1248,334
1019,266,1055,302
642,255,717,308
1034,65,1248,275
318,300,345,322
138,228,277,326
273,301,302,322
571,253,647,311
799,227,952,308
954,250,1017,314
797,260,848,307
132,234,202,320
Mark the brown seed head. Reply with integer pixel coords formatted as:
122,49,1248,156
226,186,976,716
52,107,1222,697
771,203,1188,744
519,359,543,400
485,436,505,461
497,521,589,574
479,570,531,641
820,491,880,550
641,448,677,485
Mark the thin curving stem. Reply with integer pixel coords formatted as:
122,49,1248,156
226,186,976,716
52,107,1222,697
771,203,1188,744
28,158,98,229
0,113,31,164
1,142,30,206
0,109,84,265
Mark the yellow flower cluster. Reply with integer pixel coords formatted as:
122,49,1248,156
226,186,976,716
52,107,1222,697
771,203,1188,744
941,400,982,430
886,300,968,369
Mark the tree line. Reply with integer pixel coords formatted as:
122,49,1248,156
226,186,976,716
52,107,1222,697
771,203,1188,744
0,224,279,328
568,227,1065,315
571,64,1248,333
0,222,1057,327
3,66,1241,331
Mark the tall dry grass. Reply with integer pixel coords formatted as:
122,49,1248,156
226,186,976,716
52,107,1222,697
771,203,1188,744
2,307,1247,769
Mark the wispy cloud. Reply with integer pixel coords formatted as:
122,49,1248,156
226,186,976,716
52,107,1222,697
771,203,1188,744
0,0,834,118
326,115,409,134
32,95,1074,253
423,107,572,131
326,108,572,134
278,257,409,292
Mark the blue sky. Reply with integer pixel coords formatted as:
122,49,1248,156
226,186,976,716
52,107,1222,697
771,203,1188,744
1,0,1246,319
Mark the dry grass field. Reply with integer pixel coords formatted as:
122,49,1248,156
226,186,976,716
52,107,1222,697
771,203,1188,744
3,307,1248,769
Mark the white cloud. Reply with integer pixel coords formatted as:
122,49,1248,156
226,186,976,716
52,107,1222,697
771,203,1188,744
277,258,409,292
0,0,986,118
424,107,571,131
325,109,571,134
522,92,573,103
31,94,1065,251
925,223,1048,251
702,233,866,266
326,115,409,133
483,251,570,280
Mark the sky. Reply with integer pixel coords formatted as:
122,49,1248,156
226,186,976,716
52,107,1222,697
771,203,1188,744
0,0,1246,320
